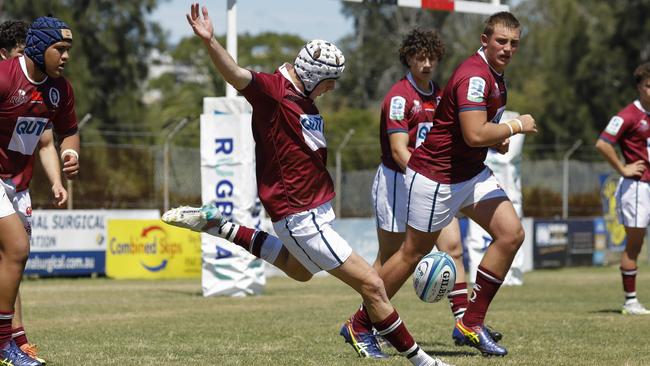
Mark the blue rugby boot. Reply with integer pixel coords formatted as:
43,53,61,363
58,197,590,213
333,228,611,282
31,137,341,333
339,319,388,359
484,324,503,343
452,320,507,357
0,340,42,366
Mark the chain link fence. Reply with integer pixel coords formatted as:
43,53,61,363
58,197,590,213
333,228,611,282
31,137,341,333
28,142,615,219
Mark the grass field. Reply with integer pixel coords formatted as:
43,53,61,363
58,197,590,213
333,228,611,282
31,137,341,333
19,264,650,366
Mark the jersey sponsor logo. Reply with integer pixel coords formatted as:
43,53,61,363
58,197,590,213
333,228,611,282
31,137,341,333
467,76,486,103
389,96,406,120
8,116,50,155
416,122,433,148
300,114,327,151
30,90,44,104
640,119,649,132
410,99,422,115
49,87,60,107
604,116,624,136
9,89,28,106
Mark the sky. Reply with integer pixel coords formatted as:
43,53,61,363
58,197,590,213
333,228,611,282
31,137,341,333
150,0,355,45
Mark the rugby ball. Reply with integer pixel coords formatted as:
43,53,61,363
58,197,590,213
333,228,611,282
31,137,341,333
413,251,456,303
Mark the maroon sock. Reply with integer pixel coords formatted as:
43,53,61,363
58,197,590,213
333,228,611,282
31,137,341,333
232,226,255,249
231,225,270,259
373,310,416,354
463,265,503,328
621,267,638,301
11,327,28,347
448,282,469,319
350,304,373,333
0,312,13,349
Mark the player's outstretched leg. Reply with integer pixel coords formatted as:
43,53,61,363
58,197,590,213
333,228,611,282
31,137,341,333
162,204,312,282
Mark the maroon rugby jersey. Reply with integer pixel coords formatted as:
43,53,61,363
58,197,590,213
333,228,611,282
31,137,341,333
0,56,78,191
599,100,650,182
238,64,335,221
379,73,441,173
409,50,507,183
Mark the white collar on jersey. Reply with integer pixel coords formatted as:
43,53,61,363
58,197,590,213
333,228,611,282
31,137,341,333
634,100,650,116
279,63,308,98
406,72,435,96
477,47,503,77
19,55,48,85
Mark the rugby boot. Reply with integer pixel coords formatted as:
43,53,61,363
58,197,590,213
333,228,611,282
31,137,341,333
339,319,388,359
622,300,650,315
19,344,46,365
484,324,503,342
162,203,225,232
452,319,507,357
0,341,42,366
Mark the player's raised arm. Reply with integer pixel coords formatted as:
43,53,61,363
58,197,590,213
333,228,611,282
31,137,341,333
187,3,252,90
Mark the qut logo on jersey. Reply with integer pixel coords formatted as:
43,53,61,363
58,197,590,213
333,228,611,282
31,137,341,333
416,122,433,148
9,117,50,155
300,114,324,132
300,114,327,151
15,119,48,136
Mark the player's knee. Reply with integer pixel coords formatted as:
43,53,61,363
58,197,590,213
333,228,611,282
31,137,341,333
359,273,387,304
503,225,525,252
1,240,30,265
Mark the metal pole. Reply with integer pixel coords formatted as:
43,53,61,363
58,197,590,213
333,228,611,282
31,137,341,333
163,118,190,212
335,129,355,218
67,113,92,210
562,139,583,219
225,0,237,98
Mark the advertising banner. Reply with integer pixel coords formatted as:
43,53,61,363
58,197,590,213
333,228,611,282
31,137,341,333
106,219,201,279
200,97,266,297
533,220,569,268
599,174,626,252
566,220,595,266
26,209,159,276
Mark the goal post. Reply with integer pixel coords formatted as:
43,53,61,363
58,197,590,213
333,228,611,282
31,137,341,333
342,0,509,15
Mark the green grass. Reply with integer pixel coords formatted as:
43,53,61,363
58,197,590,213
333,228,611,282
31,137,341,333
19,265,650,366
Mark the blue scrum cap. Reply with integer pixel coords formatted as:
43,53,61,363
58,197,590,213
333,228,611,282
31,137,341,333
24,16,72,71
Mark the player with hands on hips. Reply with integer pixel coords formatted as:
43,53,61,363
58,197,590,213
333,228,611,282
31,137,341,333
595,62,650,315
163,4,452,366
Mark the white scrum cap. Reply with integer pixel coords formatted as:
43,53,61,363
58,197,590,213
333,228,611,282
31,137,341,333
294,40,345,92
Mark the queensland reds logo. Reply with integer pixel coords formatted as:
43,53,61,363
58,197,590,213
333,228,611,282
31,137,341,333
26,206,32,216
49,87,60,107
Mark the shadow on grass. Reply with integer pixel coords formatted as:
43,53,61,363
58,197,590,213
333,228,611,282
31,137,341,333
590,309,622,314
418,342,477,357
160,289,204,297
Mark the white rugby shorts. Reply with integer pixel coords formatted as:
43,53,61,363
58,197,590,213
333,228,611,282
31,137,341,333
372,163,407,232
0,179,32,235
273,202,353,274
615,178,650,228
406,167,507,233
